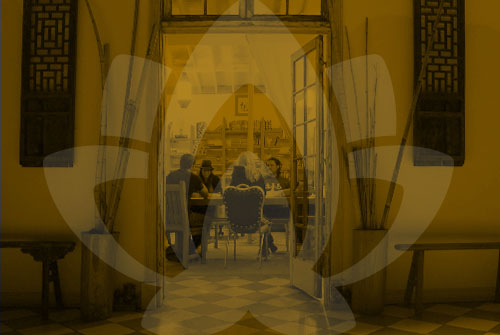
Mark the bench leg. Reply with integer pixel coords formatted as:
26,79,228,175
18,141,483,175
49,261,63,308
404,252,418,305
414,251,425,318
496,250,500,302
42,260,50,320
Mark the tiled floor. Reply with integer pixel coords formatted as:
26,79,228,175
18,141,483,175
3,233,500,334
3,302,500,334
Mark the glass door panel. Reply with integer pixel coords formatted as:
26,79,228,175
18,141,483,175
305,87,317,121
289,0,321,15
294,92,305,124
172,0,204,15
306,122,316,156
207,0,239,14
290,35,324,298
294,57,305,91
254,0,287,15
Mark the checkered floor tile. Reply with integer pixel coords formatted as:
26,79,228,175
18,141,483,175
3,235,500,334
4,299,500,334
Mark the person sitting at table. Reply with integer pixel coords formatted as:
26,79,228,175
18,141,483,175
230,152,278,255
165,153,209,256
199,159,223,236
264,157,292,241
265,157,290,190
199,160,222,193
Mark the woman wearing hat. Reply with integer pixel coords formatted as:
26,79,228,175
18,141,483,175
199,160,222,193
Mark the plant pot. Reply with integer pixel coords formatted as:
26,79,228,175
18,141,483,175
80,231,119,321
351,229,388,315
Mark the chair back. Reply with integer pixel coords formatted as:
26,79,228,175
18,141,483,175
165,181,189,232
223,185,264,234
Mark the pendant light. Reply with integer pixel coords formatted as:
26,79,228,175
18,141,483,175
177,72,192,109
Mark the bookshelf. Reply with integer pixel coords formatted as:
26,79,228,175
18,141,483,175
167,118,292,179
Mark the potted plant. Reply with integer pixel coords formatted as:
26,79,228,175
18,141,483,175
80,0,156,320
342,19,386,315
347,8,445,314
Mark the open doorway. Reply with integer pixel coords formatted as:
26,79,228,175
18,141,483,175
156,31,334,306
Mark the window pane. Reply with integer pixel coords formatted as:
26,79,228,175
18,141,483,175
295,125,304,156
294,91,304,124
289,0,321,15
305,157,315,191
306,49,317,86
306,122,316,155
306,86,316,121
172,0,204,15
207,0,239,15
294,57,304,91
254,0,286,15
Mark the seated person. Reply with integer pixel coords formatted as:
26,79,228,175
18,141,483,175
199,160,222,193
264,157,291,222
199,160,223,235
165,153,208,254
265,157,290,190
230,152,278,255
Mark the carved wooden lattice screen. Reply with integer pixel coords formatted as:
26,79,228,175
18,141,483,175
413,0,465,166
20,0,78,167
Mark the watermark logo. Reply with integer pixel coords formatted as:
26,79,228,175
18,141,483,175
43,1,453,333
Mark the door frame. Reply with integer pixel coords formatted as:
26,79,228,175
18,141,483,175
148,16,347,307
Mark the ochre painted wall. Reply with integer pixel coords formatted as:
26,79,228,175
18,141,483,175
343,0,500,301
2,0,500,306
1,0,155,306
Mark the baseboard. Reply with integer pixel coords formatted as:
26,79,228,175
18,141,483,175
385,287,496,305
0,291,80,308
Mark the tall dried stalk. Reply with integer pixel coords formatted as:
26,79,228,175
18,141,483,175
345,19,378,230
380,0,446,229
84,0,108,232
105,23,160,233
104,0,141,233
85,0,160,233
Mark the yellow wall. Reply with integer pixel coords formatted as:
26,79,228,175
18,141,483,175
1,0,155,305
2,0,500,306
343,0,500,301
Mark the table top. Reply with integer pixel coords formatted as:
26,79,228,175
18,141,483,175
190,194,290,206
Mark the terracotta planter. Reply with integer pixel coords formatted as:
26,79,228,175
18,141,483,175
80,232,119,321
351,229,388,315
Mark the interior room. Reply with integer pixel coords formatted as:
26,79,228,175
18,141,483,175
2,0,500,334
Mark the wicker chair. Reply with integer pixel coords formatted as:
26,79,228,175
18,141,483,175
222,184,272,267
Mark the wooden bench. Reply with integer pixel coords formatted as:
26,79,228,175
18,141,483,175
0,241,76,320
395,242,500,317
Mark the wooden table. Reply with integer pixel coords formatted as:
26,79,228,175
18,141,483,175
395,242,500,317
190,195,290,207
191,195,292,259
0,241,76,319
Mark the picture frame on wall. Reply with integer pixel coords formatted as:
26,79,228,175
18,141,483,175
235,95,249,116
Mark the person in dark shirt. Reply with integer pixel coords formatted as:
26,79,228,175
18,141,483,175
230,166,266,190
265,157,290,190
166,154,208,199
165,154,208,252
199,159,223,235
199,160,222,193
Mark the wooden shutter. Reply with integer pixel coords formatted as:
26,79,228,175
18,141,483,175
413,0,465,166
20,0,78,167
